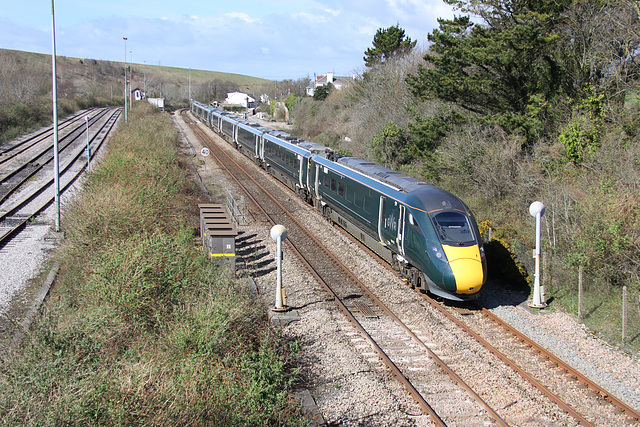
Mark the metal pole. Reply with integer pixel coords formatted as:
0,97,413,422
129,50,133,109
123,37,127,123
85,115,90,168
51,0,60,232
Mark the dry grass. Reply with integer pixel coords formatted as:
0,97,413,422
0,103,306,426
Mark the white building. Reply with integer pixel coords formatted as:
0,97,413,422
132,88,145,101
306,72,353,96
147,97,165,110
224,92,256,108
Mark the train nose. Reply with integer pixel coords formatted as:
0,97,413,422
442,245,485,294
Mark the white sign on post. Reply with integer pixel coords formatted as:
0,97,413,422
200,147,210,157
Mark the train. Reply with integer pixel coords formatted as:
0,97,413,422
191,100,487,301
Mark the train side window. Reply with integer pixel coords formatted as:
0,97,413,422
323,175,330,188
338,182,345,197
408,212,416,226
330,178,337,192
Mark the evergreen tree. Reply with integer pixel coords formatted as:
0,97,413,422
313,83,333,101
364,24,417,68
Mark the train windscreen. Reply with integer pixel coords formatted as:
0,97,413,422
432,211,475,245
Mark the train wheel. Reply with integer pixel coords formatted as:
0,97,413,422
411,268,427,293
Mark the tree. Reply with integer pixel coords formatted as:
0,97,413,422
313,83,333,101
405,0,576,144
364,24,417,68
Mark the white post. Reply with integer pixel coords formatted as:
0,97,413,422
529,201,547,308
270,225,288,312
129,50,133,110
123,37,127,123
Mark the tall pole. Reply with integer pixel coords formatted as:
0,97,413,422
129,50,133,109
51,0,60,232
123,37,127,123
85,115,90,169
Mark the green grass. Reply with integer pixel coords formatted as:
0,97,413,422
0,103,306,426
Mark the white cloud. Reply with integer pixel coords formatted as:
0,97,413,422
224,12,259,23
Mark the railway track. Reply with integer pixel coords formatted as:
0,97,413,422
434,300,640,425
0,108,97,167
184,111,639,426
0,107,121,247
185,112,503,425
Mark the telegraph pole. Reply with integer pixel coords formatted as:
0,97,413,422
123,37,128,123
51,0,60,231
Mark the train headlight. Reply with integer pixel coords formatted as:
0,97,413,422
429,244,448,264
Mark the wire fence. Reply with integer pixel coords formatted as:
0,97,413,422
507,236,640,352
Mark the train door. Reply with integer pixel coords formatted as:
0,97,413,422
254,135,260,159
397,205,406,256
378,196,387,245
314,164,321,200
297,155,304,189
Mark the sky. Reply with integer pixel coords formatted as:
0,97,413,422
0,1,455,80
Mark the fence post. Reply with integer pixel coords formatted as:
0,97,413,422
622,285,627,344
578,266,583,320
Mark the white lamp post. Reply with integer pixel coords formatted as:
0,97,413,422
123,37,128,123
51,0,60,232
529,201,547,308
270,225,288,312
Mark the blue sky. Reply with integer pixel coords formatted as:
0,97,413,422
1,1,454,80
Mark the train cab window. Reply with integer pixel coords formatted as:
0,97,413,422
338,182,345,197
408,212,416,226
432,212,475,245
330,178,337,192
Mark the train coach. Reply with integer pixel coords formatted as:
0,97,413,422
190,100,486,301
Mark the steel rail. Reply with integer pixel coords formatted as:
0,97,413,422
0,108,96,165
0,108,120,247
425,298,594,426
0,108,111,204
477,306,640,423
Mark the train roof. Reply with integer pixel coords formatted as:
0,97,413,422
322,156,469,213
263,132,316,157
336,157,429,193
236,120,270,134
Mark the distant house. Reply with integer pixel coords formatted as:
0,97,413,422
306,72,353,96
224,92,256,108
147,97,165,110
132,88,145,101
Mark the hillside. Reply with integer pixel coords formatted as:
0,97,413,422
0,48,302,142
